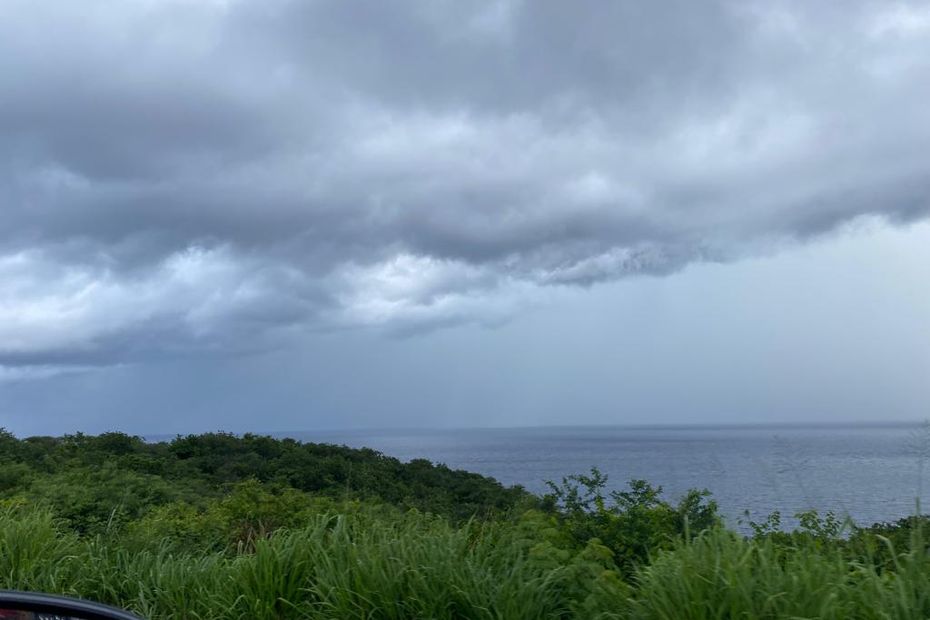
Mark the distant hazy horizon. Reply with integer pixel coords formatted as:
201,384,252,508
107,419,930,445
5,417,930,441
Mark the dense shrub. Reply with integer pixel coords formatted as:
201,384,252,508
0,429,531,531
543,468,720,574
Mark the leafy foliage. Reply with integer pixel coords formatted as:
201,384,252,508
543,467,720,573
0,429,531,534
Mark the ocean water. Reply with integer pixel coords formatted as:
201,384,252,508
285,424,930,528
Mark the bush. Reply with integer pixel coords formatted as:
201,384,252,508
544,468,720,574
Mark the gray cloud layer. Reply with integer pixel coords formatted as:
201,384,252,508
2,0,929,368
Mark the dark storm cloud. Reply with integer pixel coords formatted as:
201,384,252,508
2,0,930,369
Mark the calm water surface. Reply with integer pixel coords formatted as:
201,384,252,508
285,424,929,528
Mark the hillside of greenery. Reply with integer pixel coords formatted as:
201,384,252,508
2,429,930,619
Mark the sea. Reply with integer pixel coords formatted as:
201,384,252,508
281,423,930,530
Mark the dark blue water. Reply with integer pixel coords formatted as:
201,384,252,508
285,424,930,529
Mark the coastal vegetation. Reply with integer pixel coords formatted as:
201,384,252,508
2,429,929,619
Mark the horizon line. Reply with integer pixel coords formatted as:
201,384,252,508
129,418,928,441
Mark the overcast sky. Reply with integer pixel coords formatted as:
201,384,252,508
2,0,929,436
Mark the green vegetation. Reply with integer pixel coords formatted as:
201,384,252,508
2,429,929,618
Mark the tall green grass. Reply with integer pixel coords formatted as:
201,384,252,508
633,528,930,620
0,505,586,619
4,504,930,619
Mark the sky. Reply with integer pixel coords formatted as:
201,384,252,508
1,0,929,436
